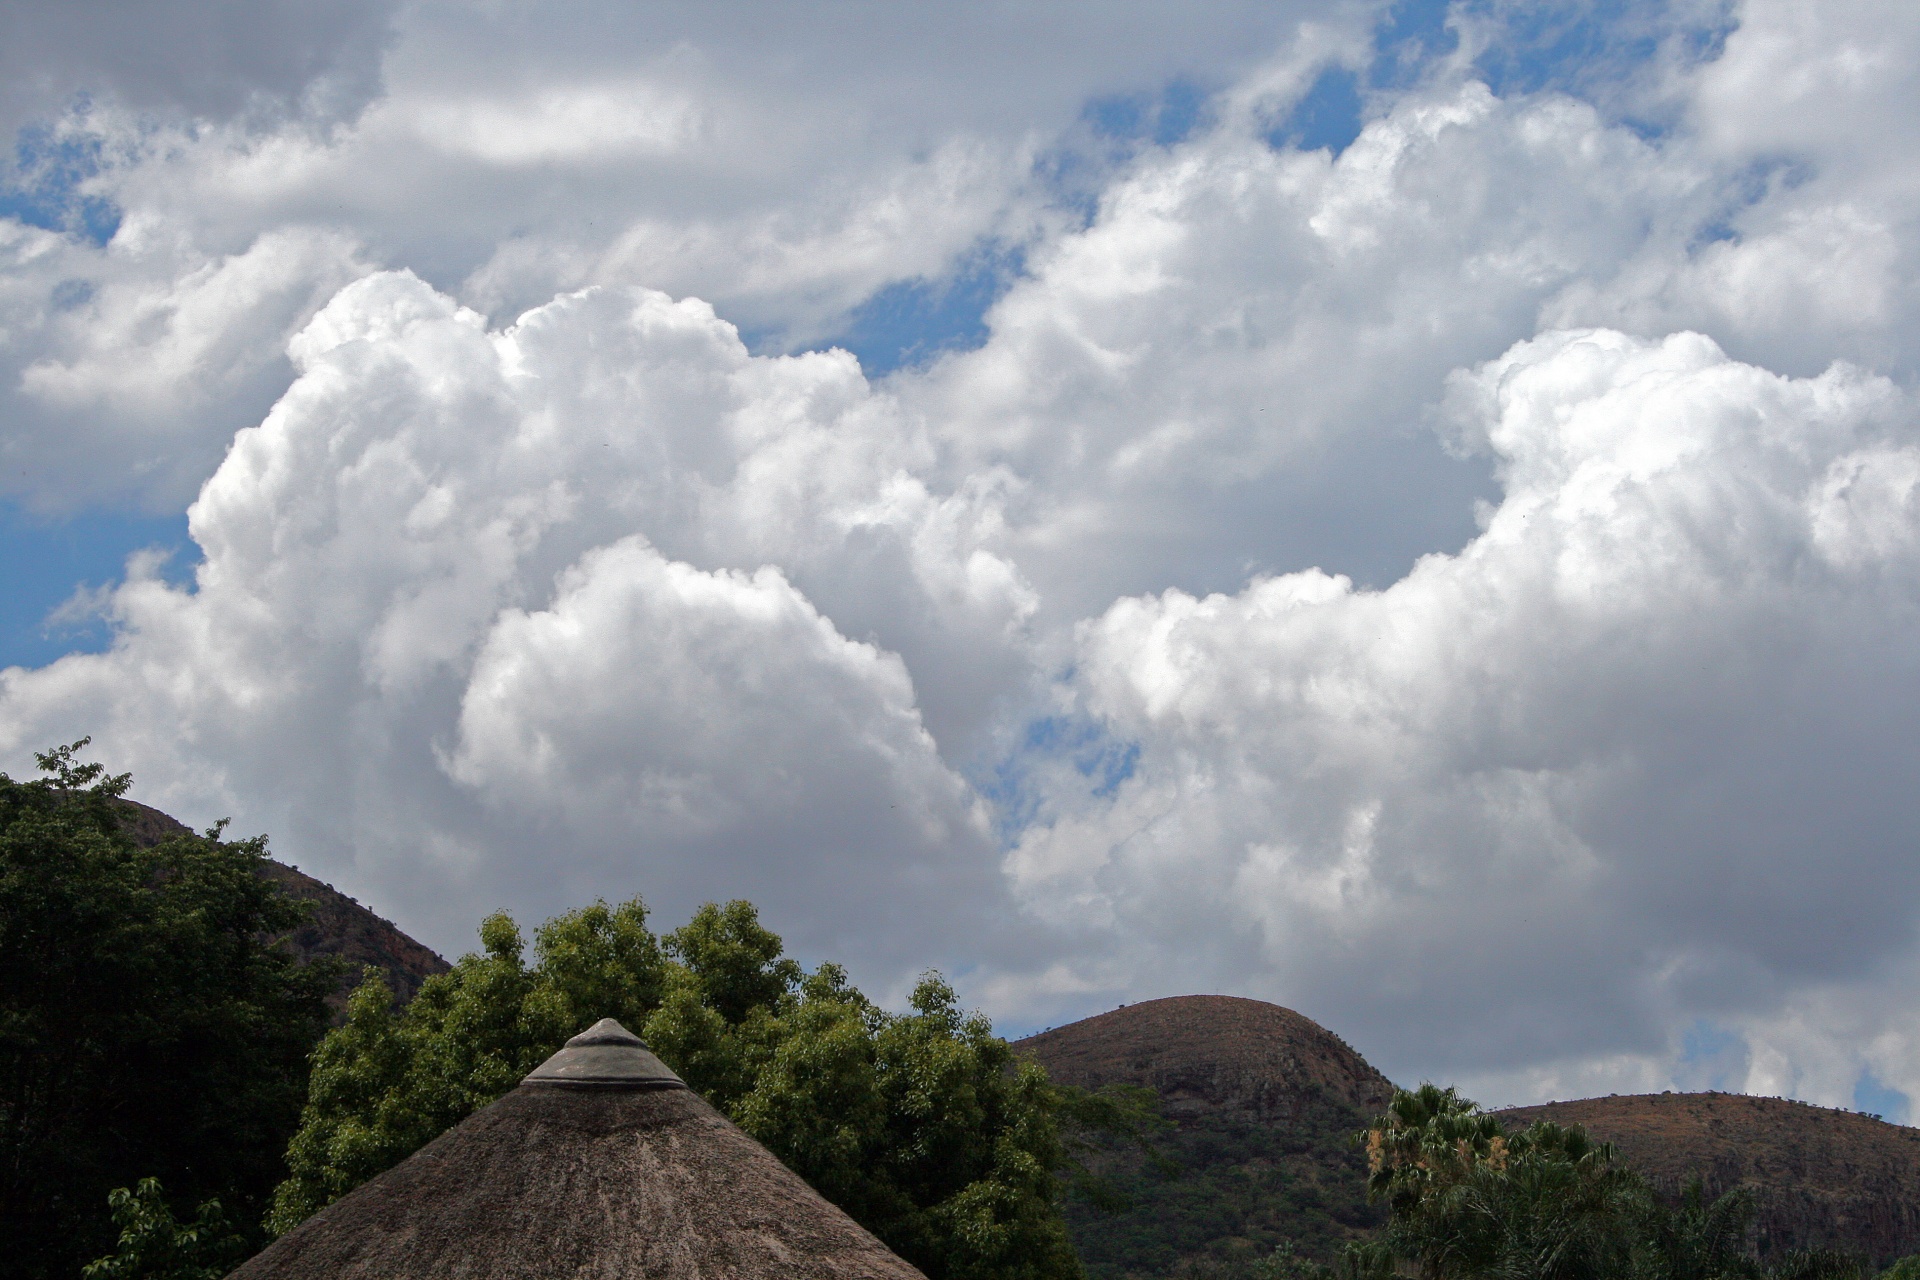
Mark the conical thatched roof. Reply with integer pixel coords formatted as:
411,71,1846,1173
229,1019,927,1279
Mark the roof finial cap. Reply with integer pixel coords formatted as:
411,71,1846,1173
523,1017,685,1090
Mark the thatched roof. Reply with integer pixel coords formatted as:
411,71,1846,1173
229,1019,926,1279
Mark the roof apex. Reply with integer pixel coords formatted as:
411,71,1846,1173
522,1018,685,1090
569,1017,644,1047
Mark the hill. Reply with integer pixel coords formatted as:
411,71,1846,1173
117,798,450,1006
1017,995,1393,1279
1499,1092,1920,1265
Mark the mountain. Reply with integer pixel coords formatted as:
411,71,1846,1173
117,798,450,1007
1499,1092,1920,1265
1016,995,1394,1279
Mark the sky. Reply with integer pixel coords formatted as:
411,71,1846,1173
4,0,1920,1117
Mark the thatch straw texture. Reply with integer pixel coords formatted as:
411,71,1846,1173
229,1024,927,1279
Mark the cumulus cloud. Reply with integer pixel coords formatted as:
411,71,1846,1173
0,1,1374,510
905,77,1719,612
1015,328,1920,1095
0,269,1020,985
5,1,1920,1108
1558,0,1920,378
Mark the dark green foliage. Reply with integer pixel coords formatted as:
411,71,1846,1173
1635,1178,1761,1280
271,896,1081,1280
1765,1252,1875,1280
0,742,337,1280
1061,1089,1385,1280
1414,1125,1642,1280
1054,1082,1172,1214
82,1178,247,1280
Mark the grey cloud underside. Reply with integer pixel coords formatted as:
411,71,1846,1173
0,0,395,135
3,0,1920,1109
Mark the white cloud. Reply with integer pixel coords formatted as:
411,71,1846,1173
1012,328,1920,1093
0,269,1016,983
1558,0,1920,378
903,77,1716,615
443,537,994,933
0,218,370,510
0,2,1374,509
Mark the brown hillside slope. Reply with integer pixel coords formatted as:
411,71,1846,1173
1018,994,1395,1120
1499,1093,1920,1263
1016,997,1394,1277
117,798,450,1006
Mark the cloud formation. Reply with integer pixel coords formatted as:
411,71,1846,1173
4,1,1920,1111
1027,329,1920,1092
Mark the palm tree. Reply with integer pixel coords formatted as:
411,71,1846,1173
1633,1178,1759,1280
1363,1088,1652,1280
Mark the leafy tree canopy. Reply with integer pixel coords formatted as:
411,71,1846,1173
0,741,337,1280
82,1178,247,1280
271,896,1084,1280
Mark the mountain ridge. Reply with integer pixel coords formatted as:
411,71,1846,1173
1499,1092,1920,1264
116,798,450,1007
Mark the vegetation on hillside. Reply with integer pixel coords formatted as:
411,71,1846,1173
1341,1083,1919,1280
0,742,337,1280
1062,1090,1383,1280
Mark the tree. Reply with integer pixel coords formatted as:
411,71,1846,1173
271,896,1083,1280
1361,1086,1647,1280
1420,1122,1643,1280
0,742,337,1280
1633,1177,1760,1280
82,1178,247,1280
1361,1081,1516,1276
1356,1085,1920,1280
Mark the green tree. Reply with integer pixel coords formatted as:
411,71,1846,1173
1633,1178,1760,1280
271,896,1082,1280
1361,1086,1650,1280
82,1178,247,1280
1361,1081,1520,1279
1417,1122,1643,1280
0,742,337,1280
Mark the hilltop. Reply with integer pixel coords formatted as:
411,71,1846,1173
1017,995,1393,1278
1020,994,1394,1120
117,799,449,1006
1500,1092,1920,1264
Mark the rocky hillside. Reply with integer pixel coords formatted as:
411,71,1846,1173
1021,995,1394,1120
117,798,450,1007
1500,1092,1920,1265
1017,996,1394,1278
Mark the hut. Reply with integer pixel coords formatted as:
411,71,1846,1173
230,1019,927,1279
